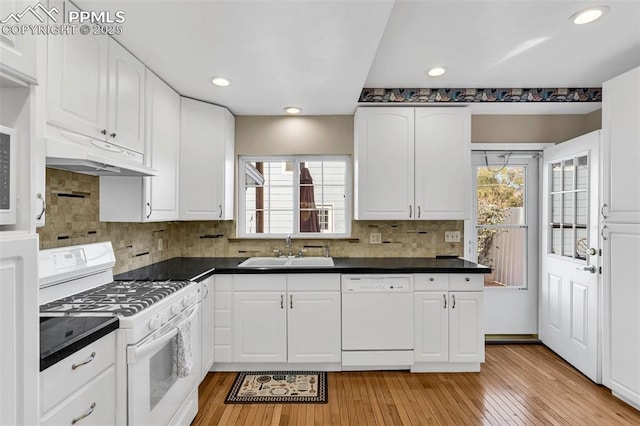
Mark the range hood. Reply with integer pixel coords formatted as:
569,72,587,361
45,127,158,177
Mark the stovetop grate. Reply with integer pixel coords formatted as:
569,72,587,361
40,280,192,317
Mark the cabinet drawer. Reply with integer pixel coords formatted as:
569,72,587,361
414,274,449,291
41,332,115,414
449,274,483,291
287,274,340,291
41,366,115,426
233,274,286,291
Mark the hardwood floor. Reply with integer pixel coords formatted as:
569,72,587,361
192,345,640,425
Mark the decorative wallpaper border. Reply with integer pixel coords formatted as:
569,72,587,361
359,88,601,103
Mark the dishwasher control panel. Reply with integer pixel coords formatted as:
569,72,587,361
341,275,413,292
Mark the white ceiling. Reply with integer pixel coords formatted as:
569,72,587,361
77,0,640,115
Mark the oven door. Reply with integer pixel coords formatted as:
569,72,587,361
127,304,200,426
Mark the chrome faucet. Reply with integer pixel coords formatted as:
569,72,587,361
284,234,292,257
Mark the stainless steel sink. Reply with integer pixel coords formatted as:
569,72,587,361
238,257,334,268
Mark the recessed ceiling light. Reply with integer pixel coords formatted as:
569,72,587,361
211,77,230,87
426,67,447,77
570,6,609,25
284,107,302,114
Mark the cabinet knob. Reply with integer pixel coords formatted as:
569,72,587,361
100,129,107,135
109,132,117,138
465,277,470,282
429,277,435,282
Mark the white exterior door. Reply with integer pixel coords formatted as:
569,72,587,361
540,131,601,383
232,292,287,363
354,107,414,220
414,291,449,362
287,292,341,363
470,151,539,334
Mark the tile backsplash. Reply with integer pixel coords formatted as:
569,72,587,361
38,168,464,274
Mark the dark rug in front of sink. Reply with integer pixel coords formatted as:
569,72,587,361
225,371,327,404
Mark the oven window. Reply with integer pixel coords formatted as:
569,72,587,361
149,336,178,410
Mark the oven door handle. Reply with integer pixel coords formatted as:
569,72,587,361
127,305,198,364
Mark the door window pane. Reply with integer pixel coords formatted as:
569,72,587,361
476,164,528,288
548,154,589,261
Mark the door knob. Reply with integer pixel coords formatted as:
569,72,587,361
587,248,597,256
583,265,597,274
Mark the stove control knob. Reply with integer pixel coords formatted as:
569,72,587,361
160,312,170,325
171,303,181,315
149,315,162,331
182,295,191,307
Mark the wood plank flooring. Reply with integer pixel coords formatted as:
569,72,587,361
192,345,640,425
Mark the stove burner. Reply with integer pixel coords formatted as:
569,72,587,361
40,280,192,317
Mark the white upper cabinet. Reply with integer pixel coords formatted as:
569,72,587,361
99,70,179,222
47,6,145,154
0,0,38,83
179,98,234,220
602,66,640,223
106,39,146,153
355,107,414,220
143,70,180,221
354,107,471,220
47,0,108,140
415,108,471,220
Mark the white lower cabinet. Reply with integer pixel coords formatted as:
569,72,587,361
40,332,116,425
231,274,341,365
233,291,288,363
200,276,215,380
413,274,484,371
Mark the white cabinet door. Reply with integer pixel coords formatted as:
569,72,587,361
603,223,640,408
415,108,471,220
107,39,146,153
0,234,38,426
414,292,449,363
47,0,108,139
288,291,341,363
144,70,179,221
98,70,179,222
200,277,215,380
449,292,484,363
602,66,640,224
233,292,287,363
354,107,414,220
0,0,38,83
180,98,234,220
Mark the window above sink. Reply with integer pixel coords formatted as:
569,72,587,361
238,156,351,239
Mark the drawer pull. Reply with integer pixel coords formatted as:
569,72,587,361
71,352,96,370
429,277,435,282
71,402,96,424
443,294,447,309
465,277,470,282
452,294,456,309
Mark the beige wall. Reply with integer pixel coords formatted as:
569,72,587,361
471,112,602,143
235,115,353,155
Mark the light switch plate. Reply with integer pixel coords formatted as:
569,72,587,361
444,231,461,243
369,232,382,244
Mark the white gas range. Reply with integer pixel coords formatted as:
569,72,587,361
39,242,201,426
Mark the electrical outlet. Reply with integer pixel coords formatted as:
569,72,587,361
157,239,163,251
369,232,382,244
444,231,461,243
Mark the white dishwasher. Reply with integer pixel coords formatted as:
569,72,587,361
341,275,414,369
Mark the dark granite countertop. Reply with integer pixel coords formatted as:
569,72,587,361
114,257,490,281
40,316,119,371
